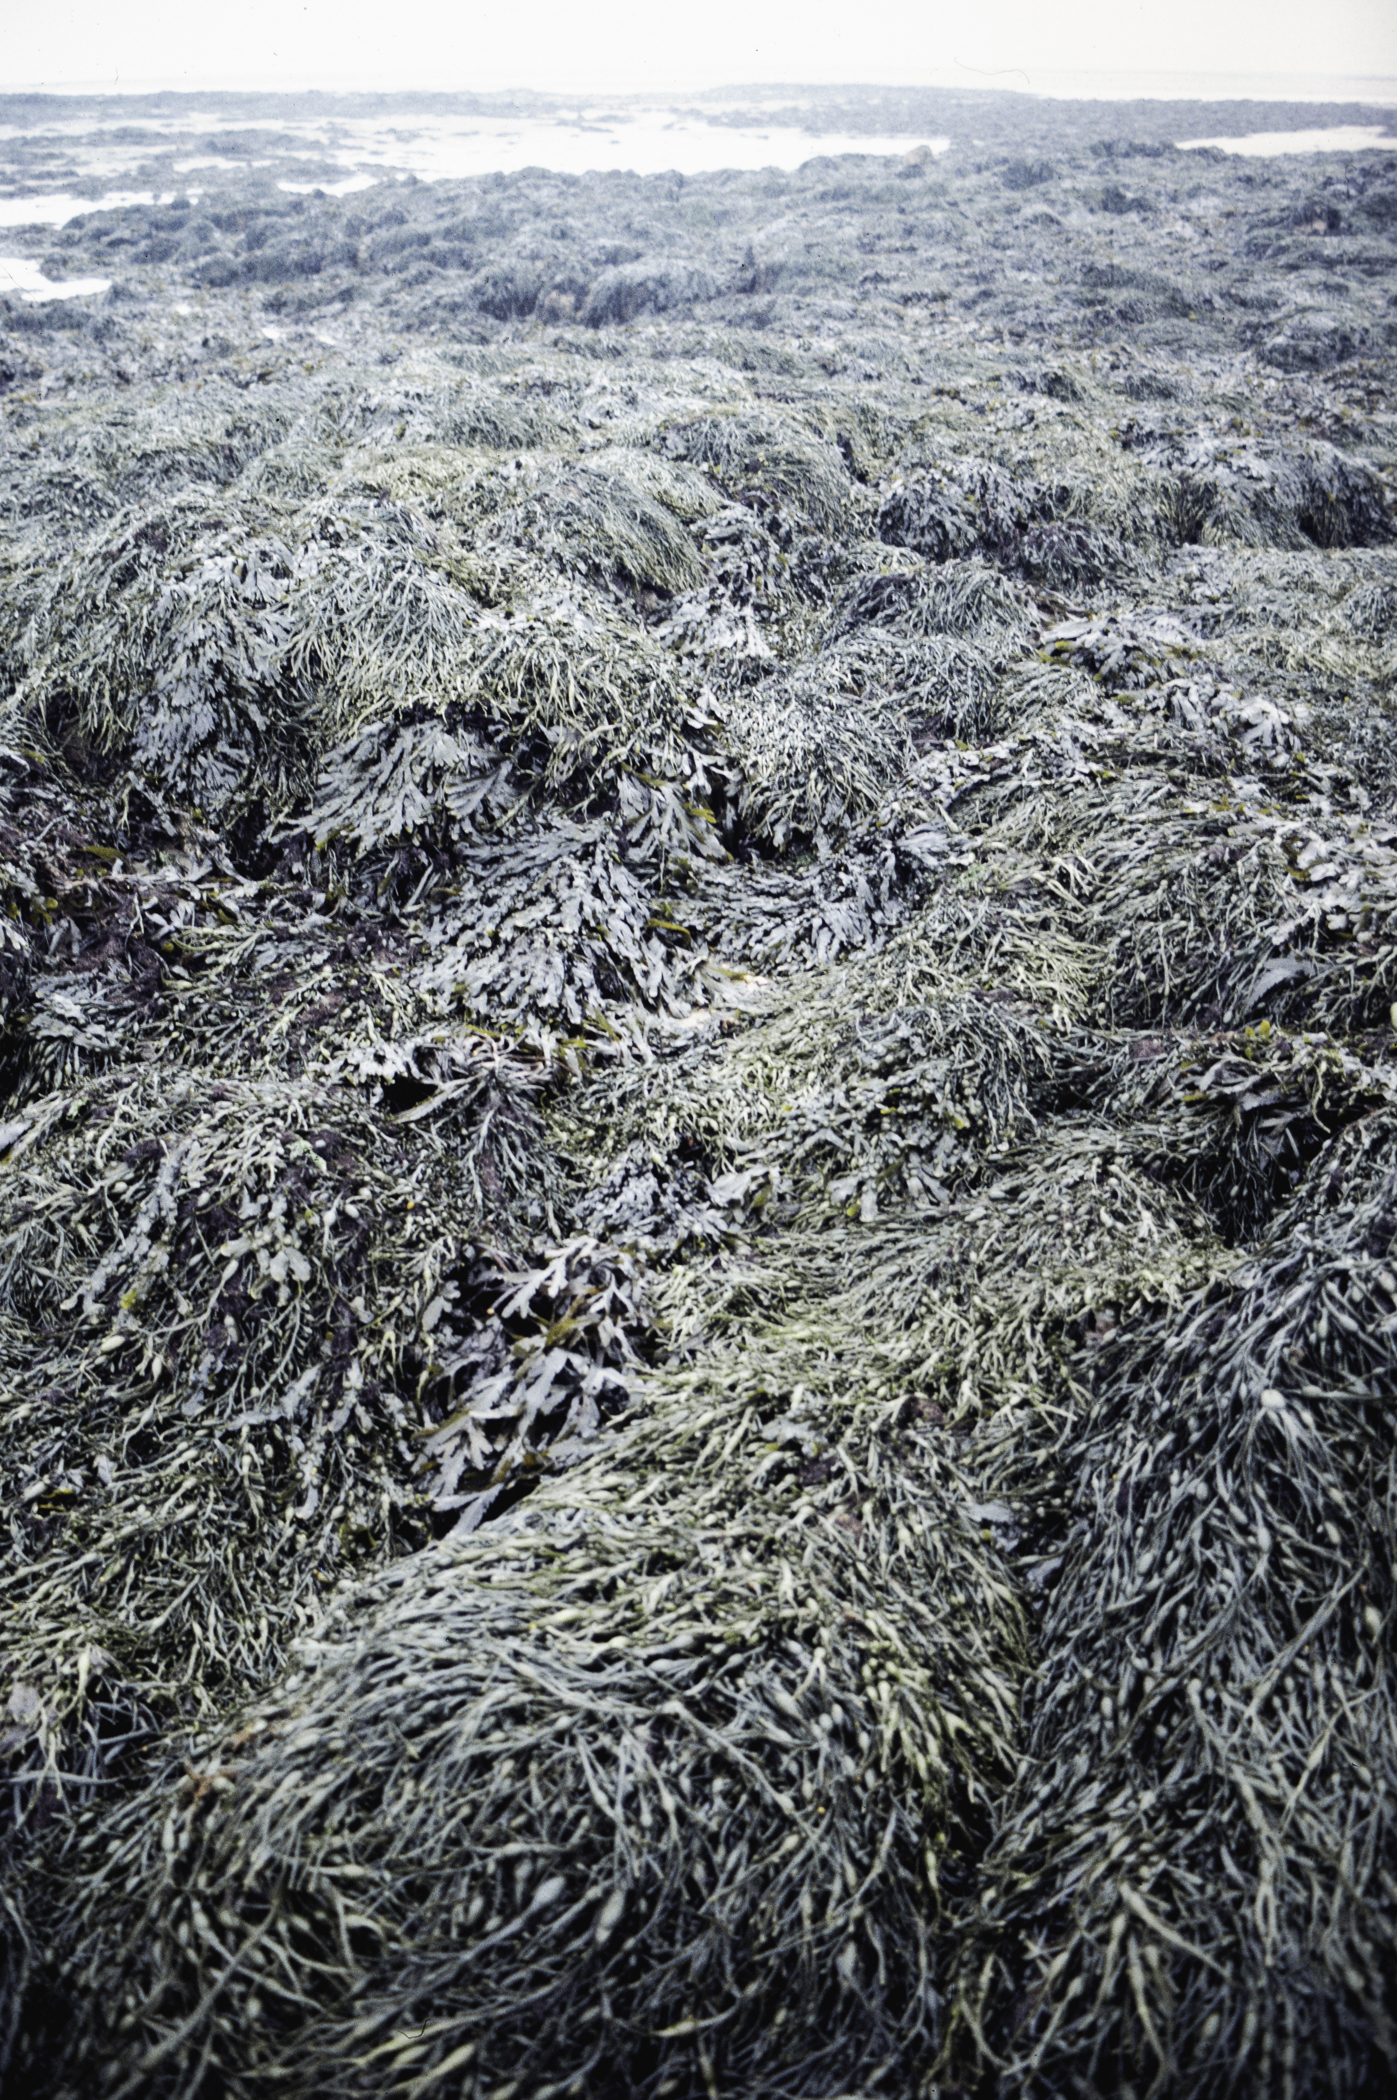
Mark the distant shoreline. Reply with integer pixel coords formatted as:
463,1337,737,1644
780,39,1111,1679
1,78,1396,124
3,69,1397,104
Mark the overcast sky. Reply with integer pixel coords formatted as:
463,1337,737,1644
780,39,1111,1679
3,0,1395,96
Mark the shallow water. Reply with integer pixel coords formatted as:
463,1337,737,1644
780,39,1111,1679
0,251,109,299
0,110,950,221
1181,124,1397,154
299,111,952,180
0,188,158,227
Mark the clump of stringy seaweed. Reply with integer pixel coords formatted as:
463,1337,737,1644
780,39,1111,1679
946,1111,1397,2100
23,1373,1031,2100
16,954,1273,2100
0,1041,660,1831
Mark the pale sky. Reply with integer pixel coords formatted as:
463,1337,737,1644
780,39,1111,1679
2,0,1395,97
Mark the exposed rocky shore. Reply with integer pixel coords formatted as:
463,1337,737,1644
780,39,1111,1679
1,93,1395,2100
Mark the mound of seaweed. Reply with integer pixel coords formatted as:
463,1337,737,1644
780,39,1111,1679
2,110,1397,2100
30,1378,1027,2098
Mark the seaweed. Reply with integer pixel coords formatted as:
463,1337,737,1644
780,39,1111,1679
2,100,1397,2100
32,1380,1027,2097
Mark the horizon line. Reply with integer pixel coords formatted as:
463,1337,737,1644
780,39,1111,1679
3,69,1397,103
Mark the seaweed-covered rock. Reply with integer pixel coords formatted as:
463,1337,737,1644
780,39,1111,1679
582,257,721,325
953,1119,1397,2097
33,1378,1028,2098
1260,308,1372,370
2,95,1397,2100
